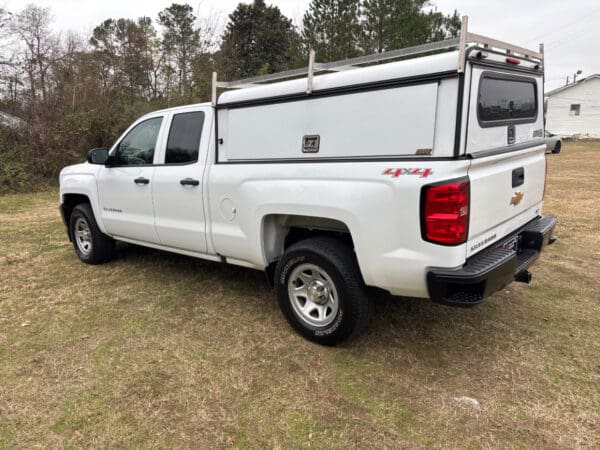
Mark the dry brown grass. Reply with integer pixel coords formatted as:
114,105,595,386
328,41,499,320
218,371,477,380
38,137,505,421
0,141,599,448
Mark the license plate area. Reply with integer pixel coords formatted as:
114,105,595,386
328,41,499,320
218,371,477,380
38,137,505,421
500,235,519,252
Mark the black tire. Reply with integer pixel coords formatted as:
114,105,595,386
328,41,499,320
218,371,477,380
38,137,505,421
69,203,116,265
552,141,561,154
275,236,373,345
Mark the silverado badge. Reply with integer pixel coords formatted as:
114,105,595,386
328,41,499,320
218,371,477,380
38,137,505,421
510,191,524,206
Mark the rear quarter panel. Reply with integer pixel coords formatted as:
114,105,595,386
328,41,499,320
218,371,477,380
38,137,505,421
208,160,470,297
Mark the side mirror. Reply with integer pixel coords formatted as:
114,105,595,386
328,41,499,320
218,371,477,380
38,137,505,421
87,148,110,165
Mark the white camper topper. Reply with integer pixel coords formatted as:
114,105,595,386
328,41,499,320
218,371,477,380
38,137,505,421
217,52,457,161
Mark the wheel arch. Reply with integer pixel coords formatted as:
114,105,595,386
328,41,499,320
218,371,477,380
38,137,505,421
261,213,355,286
61,193,92,241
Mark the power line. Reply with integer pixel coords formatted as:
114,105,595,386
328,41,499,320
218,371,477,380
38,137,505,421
523,6,600,46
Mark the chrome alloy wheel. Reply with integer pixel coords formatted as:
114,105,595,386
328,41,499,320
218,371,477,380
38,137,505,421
288,263,339,327
74,217,93,255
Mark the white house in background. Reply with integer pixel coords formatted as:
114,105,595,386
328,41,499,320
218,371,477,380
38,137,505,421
545,74,600,138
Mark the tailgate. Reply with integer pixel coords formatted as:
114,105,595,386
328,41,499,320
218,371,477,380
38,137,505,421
466,146,546,257
464,61,546,258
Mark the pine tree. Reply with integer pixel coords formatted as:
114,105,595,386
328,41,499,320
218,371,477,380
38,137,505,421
158,3,200,102
218,0,298,79
362,0,461,53
427,8,461,41
90,18,159,99
302,0,363,62
362,0,427,53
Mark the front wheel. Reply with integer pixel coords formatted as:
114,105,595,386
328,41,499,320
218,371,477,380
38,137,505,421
69,203,116,265
275,237,373,345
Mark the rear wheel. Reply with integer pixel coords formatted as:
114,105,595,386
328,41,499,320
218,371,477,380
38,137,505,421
275,236,373,345
69,203,115,264
552,141,561,154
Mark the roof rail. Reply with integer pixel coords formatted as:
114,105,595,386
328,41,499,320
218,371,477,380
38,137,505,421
212,16,544,105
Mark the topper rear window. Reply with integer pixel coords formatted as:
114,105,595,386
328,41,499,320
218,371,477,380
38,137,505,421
477,74,537,126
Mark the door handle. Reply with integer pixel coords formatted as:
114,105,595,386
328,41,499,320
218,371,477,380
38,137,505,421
180,178,200,186
134,177,150,185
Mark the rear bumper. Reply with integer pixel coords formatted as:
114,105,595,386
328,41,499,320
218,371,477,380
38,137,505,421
427,215,557,306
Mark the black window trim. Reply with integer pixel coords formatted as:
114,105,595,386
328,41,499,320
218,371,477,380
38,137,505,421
110,116,164,167
162,111,206,166
476,71,539,128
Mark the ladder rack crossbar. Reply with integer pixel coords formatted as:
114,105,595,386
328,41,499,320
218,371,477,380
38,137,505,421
466,32,543,60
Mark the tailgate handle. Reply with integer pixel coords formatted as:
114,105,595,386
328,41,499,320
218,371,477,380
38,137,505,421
507,124,516,145
512,167,525,188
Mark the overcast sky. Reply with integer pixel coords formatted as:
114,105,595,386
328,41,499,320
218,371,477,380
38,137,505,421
3,0,600,91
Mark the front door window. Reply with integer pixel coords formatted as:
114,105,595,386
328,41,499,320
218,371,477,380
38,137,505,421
114,117,163,166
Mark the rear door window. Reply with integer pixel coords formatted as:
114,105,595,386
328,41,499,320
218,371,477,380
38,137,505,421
165,111,205,164
477,74,537,126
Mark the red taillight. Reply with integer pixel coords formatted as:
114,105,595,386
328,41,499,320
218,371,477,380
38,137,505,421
506,57,521,65
422,180,470,245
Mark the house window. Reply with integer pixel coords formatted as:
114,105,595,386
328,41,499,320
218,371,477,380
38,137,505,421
570,104,581,116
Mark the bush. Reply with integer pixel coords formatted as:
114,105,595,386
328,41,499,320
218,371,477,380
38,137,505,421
0,126,31,193
0,151,30,194
0,98,169,194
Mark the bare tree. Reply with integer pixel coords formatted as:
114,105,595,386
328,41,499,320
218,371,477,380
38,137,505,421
196,1,225,54
10,4,60,106
0,8,13,100
0,7,11,46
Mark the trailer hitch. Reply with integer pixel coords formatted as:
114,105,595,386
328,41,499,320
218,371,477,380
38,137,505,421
515,270,532,284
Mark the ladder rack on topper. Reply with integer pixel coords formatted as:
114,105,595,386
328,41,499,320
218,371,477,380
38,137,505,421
211,16,544,106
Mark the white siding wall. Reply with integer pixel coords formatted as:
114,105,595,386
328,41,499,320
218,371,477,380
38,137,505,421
546,77,600,137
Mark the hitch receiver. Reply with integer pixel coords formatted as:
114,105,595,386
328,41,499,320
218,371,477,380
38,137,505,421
515,270,532,284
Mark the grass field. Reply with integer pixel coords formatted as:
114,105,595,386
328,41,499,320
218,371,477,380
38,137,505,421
0,141,598,448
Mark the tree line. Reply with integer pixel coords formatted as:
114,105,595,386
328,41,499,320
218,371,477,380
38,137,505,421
0,0,459,192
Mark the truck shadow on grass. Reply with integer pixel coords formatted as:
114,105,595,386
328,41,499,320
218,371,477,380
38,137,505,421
116,242,266,286
116,242,514,360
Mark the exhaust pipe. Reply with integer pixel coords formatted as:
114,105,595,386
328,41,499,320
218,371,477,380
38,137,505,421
515,270,532,284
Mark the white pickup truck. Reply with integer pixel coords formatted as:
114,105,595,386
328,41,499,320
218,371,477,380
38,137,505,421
59,20,557,345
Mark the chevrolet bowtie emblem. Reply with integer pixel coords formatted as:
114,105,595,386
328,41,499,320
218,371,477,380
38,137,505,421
510,191,524,206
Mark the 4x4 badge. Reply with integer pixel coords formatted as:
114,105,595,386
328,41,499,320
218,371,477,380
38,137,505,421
510,191,524,206
383,168,433,178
